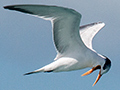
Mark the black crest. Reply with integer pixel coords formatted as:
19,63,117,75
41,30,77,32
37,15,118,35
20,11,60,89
103,57,111,70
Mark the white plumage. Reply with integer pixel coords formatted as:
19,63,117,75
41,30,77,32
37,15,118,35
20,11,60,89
4,5,111,86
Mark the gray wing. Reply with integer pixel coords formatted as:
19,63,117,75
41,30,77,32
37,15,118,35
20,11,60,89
79,22,105,51
4,5,86,56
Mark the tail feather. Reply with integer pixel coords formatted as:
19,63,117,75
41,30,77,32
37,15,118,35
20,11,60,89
24,71,36,75
24,68,44,75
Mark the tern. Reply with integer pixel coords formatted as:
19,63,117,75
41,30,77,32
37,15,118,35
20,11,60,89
4,4,111,86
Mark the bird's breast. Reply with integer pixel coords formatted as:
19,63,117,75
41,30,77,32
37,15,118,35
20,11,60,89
53,57,90,72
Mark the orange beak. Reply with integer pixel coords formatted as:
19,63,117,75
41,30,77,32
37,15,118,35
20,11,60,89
81,66,101,86
81,68,95,76
92,73,102,86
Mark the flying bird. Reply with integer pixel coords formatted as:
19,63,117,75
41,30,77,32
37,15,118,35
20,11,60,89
4,4,111,86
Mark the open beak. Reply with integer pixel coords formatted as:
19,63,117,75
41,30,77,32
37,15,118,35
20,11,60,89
92,73,102,86
81,65,101,86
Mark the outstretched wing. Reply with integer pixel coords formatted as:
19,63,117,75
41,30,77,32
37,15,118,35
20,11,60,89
4,5,86,57
79,22,105,51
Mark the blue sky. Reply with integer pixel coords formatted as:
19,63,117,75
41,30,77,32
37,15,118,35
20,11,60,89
1,0,120,90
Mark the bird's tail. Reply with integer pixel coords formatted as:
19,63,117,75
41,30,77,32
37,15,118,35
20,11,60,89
24,67,44,75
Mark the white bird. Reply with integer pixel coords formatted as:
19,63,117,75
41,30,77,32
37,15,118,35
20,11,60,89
4,4,111,86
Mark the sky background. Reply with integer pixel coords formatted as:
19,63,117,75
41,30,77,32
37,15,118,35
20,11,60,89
0,0,120,90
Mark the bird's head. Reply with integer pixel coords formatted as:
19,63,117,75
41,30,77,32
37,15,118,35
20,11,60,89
81,56,111,86
100,57,111,75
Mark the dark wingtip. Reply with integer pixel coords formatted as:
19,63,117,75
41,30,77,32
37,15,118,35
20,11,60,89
4,5,15,10
3,6,8,9
3,5,34,14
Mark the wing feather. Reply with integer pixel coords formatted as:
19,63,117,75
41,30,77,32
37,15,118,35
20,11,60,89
4,5,86,56
79,22,105,51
